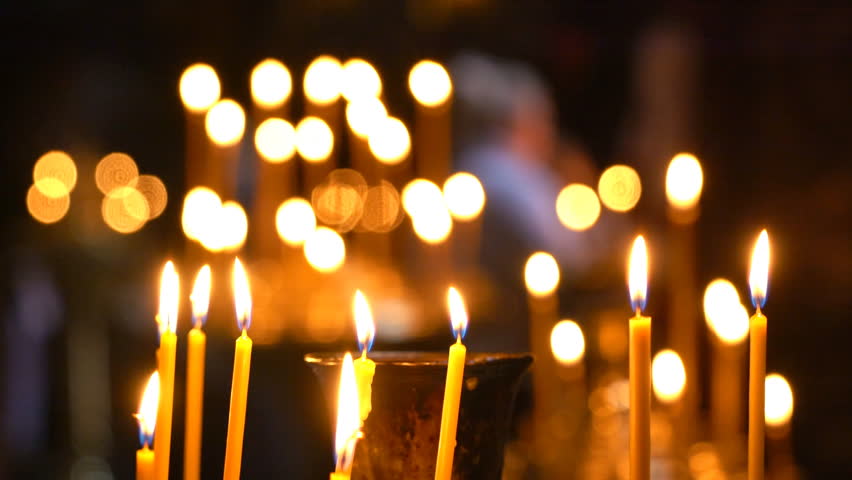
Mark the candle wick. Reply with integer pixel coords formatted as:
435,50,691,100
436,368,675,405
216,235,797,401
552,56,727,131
455,333,462,345
360,349,367,360
635,307,641,317
755,304,762,315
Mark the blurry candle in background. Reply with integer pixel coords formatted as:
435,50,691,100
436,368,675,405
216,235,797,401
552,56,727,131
748,230,770,480
275,197,317,247
250,59,292,113
340,58,382,103
223,259,254,480
304,226,347,273
765,374,797,480
296,116,336,191
184,265,211,480
304,55,342,192
442,173,486,268
628,235,651,480
331,353,361,480
549,319,587,477
135,371,160,480
665,152,704,441
434,287,469,480
352,290,376,422
651,349,686,405
179,64,221,191
205,99,246,200
155,261,179,480
408,60,452,183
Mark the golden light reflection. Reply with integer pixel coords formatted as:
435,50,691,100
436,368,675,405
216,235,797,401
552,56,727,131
411,203,453,244
190,265,212,327
250,59,292,109
353,290,375,353
312,183,363,230
255,118,296,163
597,165,641,212
550,319,585,366
749,229,770,309
408,60,452,107
205,99,246,147
629,235,648,312
442,172,485,221
179,63,221,113
524,251,560,297
345,97,387,139
665,153,703,209
401,179,443,218
33,151,77,198
158,260,180,335
703,279,749,344
134,175,168,219
556,183,601,231
181,187,222,241
334,352,361,473
652,349,686,403
341,58,382,102
102,186,149,234
200,201,248,252
764,373,794,427
304,55,342,105
447,287,468,340
304,226,346,273
368,117,410,165
134,371,160,446
232,258,252,331
275,197,316,246
360,182,402,233
26,184,70,224
96,152,139,195
296,116,334,163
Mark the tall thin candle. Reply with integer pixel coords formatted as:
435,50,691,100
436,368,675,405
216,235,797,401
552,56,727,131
154,261,179,480
352,290,376,422
184,265,211,480
135,371,159,480
223,258,253,480
330,352,361,480
628,236,651,480
748,230,770,480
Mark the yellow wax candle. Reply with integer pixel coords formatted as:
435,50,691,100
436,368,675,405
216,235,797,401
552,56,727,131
135,371,160,480
223,258,254,480
352,290,376,422
332,353,361,479
184,265,211,480
154,261,180,480
434,287,469,480
748,230,770,480
627,236,651,480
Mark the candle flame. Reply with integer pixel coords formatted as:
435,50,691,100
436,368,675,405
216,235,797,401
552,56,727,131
232,258,252,332
447,287,468,341
334,352,362,473
157,261,179,336
749,229,770,309
765,373,794,427
628,236,648,313
134,371,160,448
190,265,211,328
353,290,375,354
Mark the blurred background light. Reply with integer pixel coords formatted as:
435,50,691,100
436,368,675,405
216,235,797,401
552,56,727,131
205,99,246,147
179,63,221,113
652,349,687,403
296,116,334,162
304,55,342,105
402,179,443,218
442,172,486,221
666,153,704,209
304,226,346,273
524,251,560,297
102,186,149,234
550,319,585,366
255,118,297,163
597,164,641,212
340,58,381,102
95,152,139,195
275,198,316,247
33,150,77,198
250,59,292,109
368,117,410,165
360,182,403,233
411,202,453,244
133,175,168,220
26,183,70,224
556,183,601,231
345,97,387,139
408,60,452,107
181,187,222,242
765,373,794,427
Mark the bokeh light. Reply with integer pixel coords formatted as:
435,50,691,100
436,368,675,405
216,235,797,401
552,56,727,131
312,183,363,231
402,179,444,218
765,373,794,427
255,118,297,163
652,349,687,403
181,187,222,241
304,226,346,273
26,184,70,224
102,186,149,234
304,55,342,105
408,60,453,107
368,117,410,165
361,181,403,233
442,172,486,221
250,59,292,109
556,183,601,231
275,198,316,247
179,63,221,113
666,153,704,209
200,201,248,252
33,151,77,198
133,175,168,220
703,279,750,345
296,116,334,163
597,165,641,212
205,99,246,147
524,251,560,297
411,202,453,244
96,152,139,195
550,319,585,366
340,58,382,102
345,97,387,139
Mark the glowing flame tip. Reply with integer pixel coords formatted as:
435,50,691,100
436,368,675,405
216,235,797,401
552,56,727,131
157,261,179,334
232,258,252,332
749,229,770,309
447,287,468,340
135,371,160,448
190,265,212,327
353,290,375,354
628,236,648,313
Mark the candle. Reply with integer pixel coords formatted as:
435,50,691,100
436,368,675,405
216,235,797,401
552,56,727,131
434,287,469,480
748,229,770,480
184,265,211,480
154,261,179,480
628,235,651,480
135,371,160,480
331,352,362,480
223,258,254,480
352,290,376,422
408,60,452,183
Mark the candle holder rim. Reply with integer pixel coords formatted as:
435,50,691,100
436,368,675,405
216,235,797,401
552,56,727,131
304,350,532,368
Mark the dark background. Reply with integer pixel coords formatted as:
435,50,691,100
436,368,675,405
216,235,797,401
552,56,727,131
2,1,852,478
